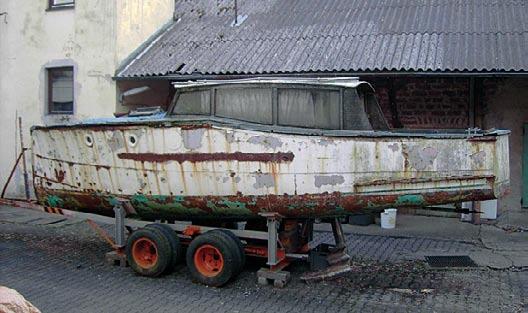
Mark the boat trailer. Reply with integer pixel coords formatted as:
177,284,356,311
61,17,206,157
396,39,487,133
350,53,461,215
102,201,352,287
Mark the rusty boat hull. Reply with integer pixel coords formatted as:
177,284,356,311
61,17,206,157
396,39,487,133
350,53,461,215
31,118,510,221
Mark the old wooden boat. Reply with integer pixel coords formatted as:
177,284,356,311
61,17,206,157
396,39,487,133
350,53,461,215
31,77,510,221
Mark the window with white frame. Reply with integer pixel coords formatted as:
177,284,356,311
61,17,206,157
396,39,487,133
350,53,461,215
48,0,74,9
47,67,74,114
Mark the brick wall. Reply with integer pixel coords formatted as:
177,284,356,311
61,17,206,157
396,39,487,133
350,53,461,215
364,77,471,129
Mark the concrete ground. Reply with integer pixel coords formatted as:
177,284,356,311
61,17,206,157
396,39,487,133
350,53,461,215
316,212,528,269
0,205,526,313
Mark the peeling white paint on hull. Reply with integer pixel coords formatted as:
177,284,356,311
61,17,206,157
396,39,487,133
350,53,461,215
31,122,510,220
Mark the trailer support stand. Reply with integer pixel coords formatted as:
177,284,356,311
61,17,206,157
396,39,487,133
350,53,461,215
105,202,128,267
257,213,291,288
264,213,280,266
301,218,352,282
330,218,346,251
113,203,126,248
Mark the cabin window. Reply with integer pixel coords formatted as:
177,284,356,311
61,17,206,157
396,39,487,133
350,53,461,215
277,88,341,129
47,67,74,115
173,90,211,115
215,87,273,124
364,93,390,130
48,0,75,9
342,89,372,130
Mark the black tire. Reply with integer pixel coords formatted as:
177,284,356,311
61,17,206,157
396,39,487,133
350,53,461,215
126,227,171,277
201,232,243,274
186,232,239,287
146,223,183,273
208,229,246,272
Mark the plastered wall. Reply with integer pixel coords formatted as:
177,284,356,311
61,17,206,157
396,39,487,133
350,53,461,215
0,0,174,198
482,78,528,213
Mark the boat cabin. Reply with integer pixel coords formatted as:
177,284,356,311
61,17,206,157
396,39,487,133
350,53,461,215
168,78,389,131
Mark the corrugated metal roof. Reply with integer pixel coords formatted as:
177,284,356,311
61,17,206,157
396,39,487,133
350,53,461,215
117,0,528,78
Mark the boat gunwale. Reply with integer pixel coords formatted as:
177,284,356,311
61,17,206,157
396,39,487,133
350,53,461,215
31,115,510,139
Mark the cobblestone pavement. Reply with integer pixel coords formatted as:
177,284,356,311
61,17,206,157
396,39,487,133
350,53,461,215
315,231,482,263
0,220,526,313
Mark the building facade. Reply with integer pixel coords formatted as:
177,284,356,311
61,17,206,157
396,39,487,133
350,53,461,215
2,0,527,216
115,0,528,214
0,0,174,197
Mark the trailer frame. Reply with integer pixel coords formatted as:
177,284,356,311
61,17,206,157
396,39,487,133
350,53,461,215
103,200,351,287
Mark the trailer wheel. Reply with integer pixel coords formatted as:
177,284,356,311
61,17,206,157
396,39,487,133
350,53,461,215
126,228,171,277
186,232,238,287
208,229,245,273
146,223,183,272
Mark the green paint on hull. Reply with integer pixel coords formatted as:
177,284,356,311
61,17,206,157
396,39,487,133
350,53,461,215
108,197,120,207
46,195,64,207
35,186,495,221
206,200,253,216
131,194,206,219
334,205,345,212
395,194,425,206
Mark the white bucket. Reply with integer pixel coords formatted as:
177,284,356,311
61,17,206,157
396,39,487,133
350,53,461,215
480,199,498,220
381,209,397,229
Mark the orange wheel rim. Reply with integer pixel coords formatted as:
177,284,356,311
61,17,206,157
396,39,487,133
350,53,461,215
194,244,224,277
132,237,158,269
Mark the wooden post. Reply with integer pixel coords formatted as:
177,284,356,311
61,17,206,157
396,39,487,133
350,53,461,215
388,78,403,128
0,149,26,198
469,77,475,128
18,117,30,200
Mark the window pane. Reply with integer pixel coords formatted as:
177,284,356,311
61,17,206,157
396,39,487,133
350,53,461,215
365,93,390,130
49,68,73,114
278,89,340,129
342,89,372,130
215,88,272,124
173,90,210,115
52,0,74,6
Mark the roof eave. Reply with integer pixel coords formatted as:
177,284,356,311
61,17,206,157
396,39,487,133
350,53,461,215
114,70,528,81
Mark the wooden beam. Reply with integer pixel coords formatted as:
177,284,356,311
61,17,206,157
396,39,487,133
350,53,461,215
388,78,403,128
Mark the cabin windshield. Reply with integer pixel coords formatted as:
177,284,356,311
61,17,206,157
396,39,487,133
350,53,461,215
277,88,341,129
170,84,388,131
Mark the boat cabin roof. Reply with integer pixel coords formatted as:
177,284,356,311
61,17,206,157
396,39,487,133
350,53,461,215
168,77,389,131
172,77,374,91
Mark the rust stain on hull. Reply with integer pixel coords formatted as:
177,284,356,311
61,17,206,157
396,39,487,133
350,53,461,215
467,137,497,142
35,154,112,170
54,169,66,183
355,175,494,187
34,174,78,189
32,122,212,132
179,124,212,130
117,152,295,163
35,186,497,221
